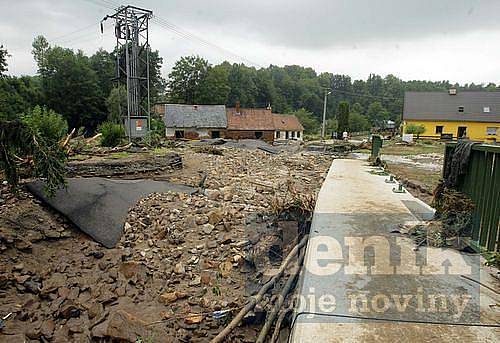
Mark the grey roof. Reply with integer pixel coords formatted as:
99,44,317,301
164,104,227,128
403,91,500,123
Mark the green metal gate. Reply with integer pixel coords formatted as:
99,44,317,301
444,143,500,252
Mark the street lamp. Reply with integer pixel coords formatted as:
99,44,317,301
321,89,332,140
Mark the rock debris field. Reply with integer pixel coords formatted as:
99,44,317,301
0,143,333,342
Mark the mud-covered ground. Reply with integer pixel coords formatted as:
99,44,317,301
0,144,333,342
351,140,445,204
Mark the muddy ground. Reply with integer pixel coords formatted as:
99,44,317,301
0,144,333,342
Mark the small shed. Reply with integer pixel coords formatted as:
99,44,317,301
164,104,227,140
272,114,304,141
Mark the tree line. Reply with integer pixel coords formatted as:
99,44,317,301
2,41,500,135
166,56,500,134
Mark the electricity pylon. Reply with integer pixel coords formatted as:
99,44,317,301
102,5,153,140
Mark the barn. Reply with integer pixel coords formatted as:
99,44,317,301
163,104,227,140
225,104,275,142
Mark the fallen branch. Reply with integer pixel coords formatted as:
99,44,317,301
86,133,102,144
270,305,294,343
110,142,133,152
210,234,309,343
249,179,276,189
61,128,76,148
256,248,305,343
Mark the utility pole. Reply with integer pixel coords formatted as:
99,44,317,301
101,5,153,141
321,89,332,140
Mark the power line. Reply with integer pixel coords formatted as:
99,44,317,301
85,0,266,68
54,28,106,46
151,16,265,68
58,31,113,48
50,22,100,43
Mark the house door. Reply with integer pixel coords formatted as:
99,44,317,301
285,131,289,139
175,130,184,139
211,131,220,139
457,126,467,138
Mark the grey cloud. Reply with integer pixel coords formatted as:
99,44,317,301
150,0,500,49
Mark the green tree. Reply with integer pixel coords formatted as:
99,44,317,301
32,38,106,131
195,65,230,104
366,101,389,127
0,44,9,77
226,63,258,107
351,102,364,115
105,85,127,123
167,55,209,104
291,108,319,134
21,105,68,144
145,49,166,103
405,124,426,139
89,49,115,97
349,112,370,132
337,101,350,137
0,76,43,120
32,36,49,72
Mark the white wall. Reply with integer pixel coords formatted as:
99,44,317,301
166,127,214,139
275,130,303,141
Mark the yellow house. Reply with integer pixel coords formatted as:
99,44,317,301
403,90,500,142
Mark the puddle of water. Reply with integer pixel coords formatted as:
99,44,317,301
349,153,443,171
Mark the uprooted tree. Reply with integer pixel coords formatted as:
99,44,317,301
0,106,68,196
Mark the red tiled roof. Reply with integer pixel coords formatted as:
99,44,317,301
226,108,275,130
272,114,304,131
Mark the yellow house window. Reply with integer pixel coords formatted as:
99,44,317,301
435,126,444,134
486,127,498,136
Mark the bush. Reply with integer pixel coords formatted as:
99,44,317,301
99,122,125,147
405,124,426,138
142,117,165,147
21,105,68,144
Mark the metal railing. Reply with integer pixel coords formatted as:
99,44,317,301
444,142,500,252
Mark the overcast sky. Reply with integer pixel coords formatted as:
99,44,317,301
2,0,500,84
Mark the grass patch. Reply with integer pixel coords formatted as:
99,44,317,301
108,152,131,159
153,147,171,155
381,140,445,156
69,154,90,161
386,162,441,190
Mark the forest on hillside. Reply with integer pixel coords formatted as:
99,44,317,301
1,38,499,134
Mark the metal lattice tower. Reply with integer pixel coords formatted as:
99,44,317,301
102,5,153,140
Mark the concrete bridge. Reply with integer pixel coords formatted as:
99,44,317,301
290,159,499,342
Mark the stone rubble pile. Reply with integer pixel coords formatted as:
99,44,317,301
0,147,332,342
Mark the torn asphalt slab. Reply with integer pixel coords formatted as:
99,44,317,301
26,178,196,248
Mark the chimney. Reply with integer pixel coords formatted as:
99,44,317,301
449,88,457,95
236,101,241,114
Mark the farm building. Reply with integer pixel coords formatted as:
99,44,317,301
163,104,227,139
403,90,500,142
225,104,275,142
272,113,304,141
